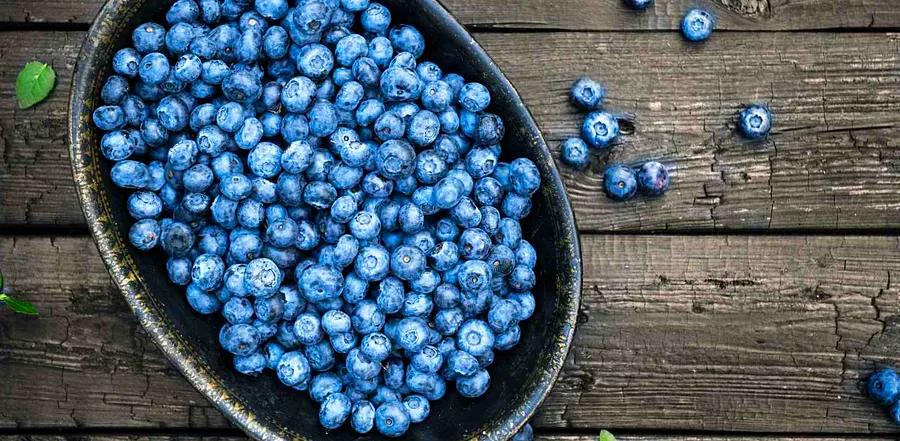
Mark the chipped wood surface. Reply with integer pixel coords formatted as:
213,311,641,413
2,235,900,432
5,32,900,231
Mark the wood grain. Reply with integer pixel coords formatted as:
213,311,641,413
5,31,900,231
1,0,898,30
2,235,899,432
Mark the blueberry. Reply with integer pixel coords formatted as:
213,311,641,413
166,23,195,55
434,139,461,168
330,331,357,354
374,111,406,140
157,96,190,131
416,61,442,83
280,113,310,142
299,263,343,302
166,0,199,24
681,8,715,42
101,75,130,105
309,372,342,402
570,76,604,110
375,400,410,438
223,297,254,324
360,2,391,35
582,111,619,148
869,368,900,405
243,257,283,297
358,332,391,362
220,323,261,356
305,340,336,371
335,81,364,112
276,350,311,386
138,52,170,86
390,245,426,281
458,82,490,113
603,163,638,201
456,319,494,357
451,197,482,228
222,69,262,102
561,137,591,169
113,48,141,77
445,349,478,379
292,312,324,345
254,0,288,20
263,26,290,59
202,59,232,85
281,76,317,112
132,22,166,53
402,394,430,423
351,400,376,434
407,110,440,147
220,173,253,200
93,105,126,131
110,159,148,188
456,368,490,398
380,67,420,102
308,100,339,137
353,244,389,281
298,44,335,80
128,191,163,220
129,219,161,250
637,161,670,196
161,221,195,256
410,345,442,373
375,139,416,179
167,257,192,286
738,103,773,139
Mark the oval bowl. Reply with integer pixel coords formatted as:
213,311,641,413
69,0,581,439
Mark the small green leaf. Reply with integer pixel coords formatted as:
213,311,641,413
0,293,38,316
16,61,56,109
599,430,616,441
0,269,4,290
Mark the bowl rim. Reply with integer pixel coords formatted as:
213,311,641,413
68,0,582,439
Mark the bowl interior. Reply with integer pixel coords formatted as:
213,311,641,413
70,0,581,439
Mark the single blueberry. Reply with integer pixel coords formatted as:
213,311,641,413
603,163,638,201
681,8,715,42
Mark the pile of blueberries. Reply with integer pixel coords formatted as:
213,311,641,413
868,368,900,424
558,76,671,202
92,0,541,437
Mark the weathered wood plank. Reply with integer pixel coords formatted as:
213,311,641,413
1,0,898,30
5,32,900,231
2,234,900,432
0,436,895,441
0,31,84,227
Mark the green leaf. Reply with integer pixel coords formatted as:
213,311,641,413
599,430,616,441
0,269,4,290
16,61,56,109
0,293,38,316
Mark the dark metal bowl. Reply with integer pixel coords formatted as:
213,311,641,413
69,0,581,439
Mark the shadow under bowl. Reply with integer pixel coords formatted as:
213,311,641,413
69,0,582,439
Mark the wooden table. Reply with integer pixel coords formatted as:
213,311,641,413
2,0,900,439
